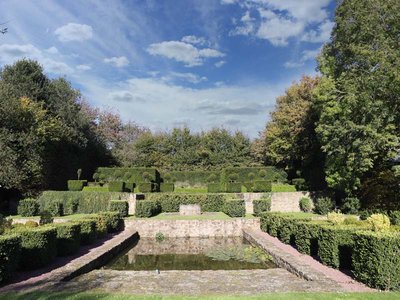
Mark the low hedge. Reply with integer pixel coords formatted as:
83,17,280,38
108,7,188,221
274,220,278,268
160,183,175,193
207,183,223,193
252,181,272,192
293,221,321,256
17,199,39,217
138,182,153,193
17,227,57,270
74,219,97,245
43,201,63,217
135,200,160,218
67,180,87,191
108,181,125,192
99,212,123,233
54,223,81,256
226,183,242,193
109,200,129,217
0,234,21,283
223,199,245,217
253,199,271,216
125,182,135,193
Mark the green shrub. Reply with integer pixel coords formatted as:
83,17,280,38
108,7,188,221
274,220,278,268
258,170,267,178
341,197,360,214
96,167,157,183
25,220,39,228
252,181,272,192
260,213,314,239
17,199,39,217
223,199,245,217
294,221,321,256
125,182,135,193
0,234,21,283
343,216,362,226
327,211,345,225
135,200,160,218
65,197,79,215
367,214,391,231
17,227,57,270
389,211,400,225
91,215,107,238
243,182,254,192
207,183,223,193
359,208,387,220
98,212,123,233
44,201,63,217
314,197,335,215
353,231,400,290
67,180,87,191
108,181,125,192
109,200,129,217
291,178,307,191
253,199,271,216
299,197,312,212
160,183,175,193
248,172,256,181
207,173,218,183
223,167,287,183
93,172,100,181
226,182,242,193
54,223,81,256
228,173,239,182
74,219,97,245
138,182,153,193
39,211,53,225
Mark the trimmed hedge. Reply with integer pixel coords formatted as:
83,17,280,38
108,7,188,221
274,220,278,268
138,182,153,193
108,181,125,192
17,227,57,270
163,170,220,186
222,167,287,183
207,183,223,193
135,200,160,218
226,182,242,193
96,167,157,183
43,201,63,217
99,212,124,233
160,183,175,193
223,199,245,217
253,199,271,216
0,234,21,283
67,180,87,191
125,182,135,193
54,223,81,256
252,181,272,192
74,219,97,245
17,199,39,217
109,200,129,217
294,221,321,256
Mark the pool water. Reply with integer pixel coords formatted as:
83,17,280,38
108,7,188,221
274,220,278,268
104,237,277,271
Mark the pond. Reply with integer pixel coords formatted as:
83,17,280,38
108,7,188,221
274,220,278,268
104,236,277,271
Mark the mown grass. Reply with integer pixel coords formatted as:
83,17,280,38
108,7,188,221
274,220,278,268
271,184,297,192
174,187,208,193
151,212,232,220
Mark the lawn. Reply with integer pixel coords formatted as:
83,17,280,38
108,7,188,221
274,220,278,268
174,187,208,193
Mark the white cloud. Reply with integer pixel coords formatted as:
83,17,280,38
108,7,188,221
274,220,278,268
215,60,226,68
181,35,207,46
54,23,93,42
147,40,224,67
103,56,129,67
301,20,334,43
284,46,322,68
46,46,59,54
77,64,91,71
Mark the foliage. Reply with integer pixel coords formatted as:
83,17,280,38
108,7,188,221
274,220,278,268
17,199,39,217
160,183,174,193
367,214,391,232
137,183,153,193
291,178,307,191
135,200,160,218
389,211,400,226
223,167,287,183
97,212,123,233
108,181,125,192
252,181,272,193
39,210,53,225
271,184,296,192
313,197,335,215
109,200,129,217
299,197,312,213
223,199,245,217
253,199,271,216
225,182,241,193
207,183,223,193
327,211,345,225
155,232,165,242
43,201,63,217
341,197,360,214
74,219,97,245
25,220,39,228
67,180,87,191
0,234,21,283
54,223,81,256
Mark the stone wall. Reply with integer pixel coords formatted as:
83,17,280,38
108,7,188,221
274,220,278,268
125,218,260,237
271,192,310,212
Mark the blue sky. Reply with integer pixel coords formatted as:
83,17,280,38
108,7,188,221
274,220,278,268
0,0,335,138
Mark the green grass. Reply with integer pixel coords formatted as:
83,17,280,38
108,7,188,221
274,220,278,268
275,212,320,219
82,186,109,192
0,292,398,300
57,213,97,220
271,184,297,192
151,212,232,220
174,187,208,193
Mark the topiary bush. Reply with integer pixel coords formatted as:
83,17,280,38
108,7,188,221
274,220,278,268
299,197,312,212
74,219,97,245
293,221,321,256
243,182,254,192
207,174,218,183
125,182,135,193
341,197,360,214
25,220,39,228
44,201,63,217
252,181,272,192
228,173,239,182
67,180,87,191
223,199,245,217
253,199,271,216
160,183,175,193
292,178,307,191
135,200,160,218
54,223,81,256
138,182,153,193
207,183,223,193
108,181,125,192
98,212,124,233
314,197,335,215
109,200,129,217
0,234,21,283
367,214,391,232
226,182,242,193
17,199,39,217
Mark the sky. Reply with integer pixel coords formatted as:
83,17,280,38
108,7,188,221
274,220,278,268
0,0,336,138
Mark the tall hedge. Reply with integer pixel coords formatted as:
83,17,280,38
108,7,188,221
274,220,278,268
67,180,87,191
17,199,39,217
161,170,220,186
135,200,160,218
74,219,97,245
0,234,21,283
222,167,287,183
223,199,245,217
109,200,129,217
253,199,271,217
96,167,158,183
108,181,125,192
54,223,81,256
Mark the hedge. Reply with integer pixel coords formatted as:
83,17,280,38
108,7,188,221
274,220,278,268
96,167,157,183
162,170,220,185
138,183,153,193
67,180,87,191
74,219,97,245
260,213,314,239
223,199,245,217
54,223,81,256
109,200,129,217
293,221,321,256
252,181,272,192
226,182,242,193
135,200,160,218
108,181,125,192
253,199,271,216
353,231,400,290
99,212,123,233
17,227,57,270
125,182,135,193
222,167,287,183
17,199,39,217
0,234,21,283
207,183,223,193
160,183,175,193
43,201,63,217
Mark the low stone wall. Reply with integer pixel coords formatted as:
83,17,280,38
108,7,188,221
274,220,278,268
125,218,260,237
271,192,310,212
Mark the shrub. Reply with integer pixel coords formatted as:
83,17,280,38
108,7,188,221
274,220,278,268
125,182,135,193
207,183,222,193
17,227,57,270
294,221,321,256
109,200,129,217
135,200,160,218
163,173,172,182
226,182,242,193
108,181,125,192
67,180,87,191
17,199,39,217
359,208,387,220
207,174,218,183
327,211,345,225
248,172,256,181
243,182,254,192
299,197,312,212
39,211,53,225
367,214,391,232
343,216,362,226
314,197,335,215
223,199,245,217
0,234,21,283
341,197,360,214
44,201,63,217
93,172,100,182
260,213,314,240
54,223,81,256
252,181,272,192
389,211,400,225
75,219,97,245
223,167,287,183
65,197,79,215
253,199,271,216
160,183,175,193
142,172,151,182
138,182,153,193
228,173,239,182
292,178,307,191
92,215,107,238
258,170,267,178
98,212,124,233
353,231,400,290
25,220,39,228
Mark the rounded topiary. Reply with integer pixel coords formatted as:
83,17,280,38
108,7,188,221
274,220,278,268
142,172,151,182
17,199,39,217
163,173,172,182
367,214,390,231
114,170,123,179
258,170,268,178
207,174,218,183
123,172,131,181
341,197,360,214
313,197,335,215
228,173,239,182
248,172,256,180
93,172,100,181
299,197,312,212
99,173,106,181
25,220,39,228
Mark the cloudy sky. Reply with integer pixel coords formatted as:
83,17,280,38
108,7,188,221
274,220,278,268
0,0,335,138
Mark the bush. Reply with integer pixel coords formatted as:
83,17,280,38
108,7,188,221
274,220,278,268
223,167,287,183
258,170,267,178
138,182,153,193
67,180,87,191
98,212,124,233
96,167,157,183
25,220,39,228
314,197,335,215
223,199,245,217
226,182,242,193
343,216,362,226
253,199,271,216
248,172,256,181
17,227,57,270
299,197,312,212
353,231,400,290
243,182,254,192
327,211,345,225
367,214,390,231
44,201,63,217
135,200,160,218
109,200,129,217
341,197,360,214
207,174,218,183
294,221,321,256
91,215,107,238
228,173,239,182
389,211,400,225
39,211,53,225
292,178,307,191
160,183,175,193
17,199,39,217
125,182,135,193
74,219,97,245
108,181,125,192
207,183,223,193
0,234,21,283
252,181,272,192
54,223,81,256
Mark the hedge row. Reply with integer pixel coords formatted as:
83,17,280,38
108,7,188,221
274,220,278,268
94,167,158,183
260,213,400,290
207,181,272,193
67,180,88,191
223,199,245,217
